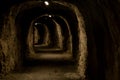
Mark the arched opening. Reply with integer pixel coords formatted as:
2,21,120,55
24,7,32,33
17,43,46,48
1,1,87,79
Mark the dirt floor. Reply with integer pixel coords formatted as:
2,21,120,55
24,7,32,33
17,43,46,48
1,61,80,80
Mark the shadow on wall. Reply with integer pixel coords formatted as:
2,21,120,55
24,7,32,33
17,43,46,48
76,0,120,80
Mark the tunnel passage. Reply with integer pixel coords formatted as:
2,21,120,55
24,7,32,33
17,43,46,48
0,1,87,80
15,1,79,61
31,15,71,51
1,0,120,80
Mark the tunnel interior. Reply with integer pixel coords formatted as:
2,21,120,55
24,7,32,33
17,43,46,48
14,1,81,72
5,1,86,80
0,0,120,80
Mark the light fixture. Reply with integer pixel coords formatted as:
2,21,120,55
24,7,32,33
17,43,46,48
48,15,52,18
44,1,49,6
34,23,38,25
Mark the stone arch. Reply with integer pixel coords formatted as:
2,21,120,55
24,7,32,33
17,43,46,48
1,1,87,79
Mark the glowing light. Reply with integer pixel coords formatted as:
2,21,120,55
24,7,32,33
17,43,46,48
44,1,49,6
48,15,52,18
35,23,38,25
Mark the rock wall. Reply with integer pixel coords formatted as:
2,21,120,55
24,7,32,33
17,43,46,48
76,0,120,80
0,10,22,78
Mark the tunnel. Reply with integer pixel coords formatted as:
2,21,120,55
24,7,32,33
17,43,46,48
0,0,120,80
